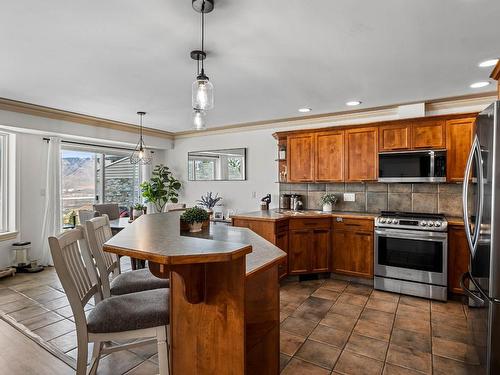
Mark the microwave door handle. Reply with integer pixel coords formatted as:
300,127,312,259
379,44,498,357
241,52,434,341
462,136,481,257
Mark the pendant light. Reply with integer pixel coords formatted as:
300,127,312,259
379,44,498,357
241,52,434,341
130,111,152,165
191,0,214,129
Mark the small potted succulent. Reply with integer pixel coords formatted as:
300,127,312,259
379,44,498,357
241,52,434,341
132,203,147,219
197,192,223,216
180,206,209,232
320,193,337,212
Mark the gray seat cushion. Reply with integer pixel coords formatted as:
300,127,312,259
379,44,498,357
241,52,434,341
87,288,169,333
110,269,170,296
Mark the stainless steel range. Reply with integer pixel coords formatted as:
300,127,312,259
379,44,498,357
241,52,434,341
374,211,448,301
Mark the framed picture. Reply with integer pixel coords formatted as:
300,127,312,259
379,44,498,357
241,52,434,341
213,211,224,220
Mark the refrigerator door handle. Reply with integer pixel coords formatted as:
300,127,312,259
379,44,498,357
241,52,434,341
460,272,485,305
462,136,482,257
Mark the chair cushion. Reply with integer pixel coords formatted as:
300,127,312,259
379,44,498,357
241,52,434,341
110,269,170,296
87,288,169,333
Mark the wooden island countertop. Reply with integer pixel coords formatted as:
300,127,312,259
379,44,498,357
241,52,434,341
103,212,286,375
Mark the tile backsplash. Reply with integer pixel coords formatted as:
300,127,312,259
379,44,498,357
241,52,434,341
279,182,463,217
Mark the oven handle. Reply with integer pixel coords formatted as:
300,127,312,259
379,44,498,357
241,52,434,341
375,228,447,241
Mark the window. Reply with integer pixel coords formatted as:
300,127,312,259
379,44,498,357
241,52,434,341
188,158,216,181
61,147,141,225
0,134,8,233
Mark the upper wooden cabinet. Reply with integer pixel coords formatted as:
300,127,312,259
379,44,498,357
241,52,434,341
344,127,378,181
446,118,475,182
379,123,411,151
287,134,315,182
315,131,344,181
411,120,446,149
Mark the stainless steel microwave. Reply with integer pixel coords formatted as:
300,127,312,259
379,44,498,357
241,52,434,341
378,150,446,183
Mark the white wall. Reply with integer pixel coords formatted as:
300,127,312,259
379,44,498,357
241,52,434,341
167,129,279,214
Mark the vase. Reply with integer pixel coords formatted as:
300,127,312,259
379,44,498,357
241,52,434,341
189,222,203,232
133,209,144,219
322,203,333,212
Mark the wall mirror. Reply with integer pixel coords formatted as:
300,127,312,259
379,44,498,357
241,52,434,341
188,148,247,181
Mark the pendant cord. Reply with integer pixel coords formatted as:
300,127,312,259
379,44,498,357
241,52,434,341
201,2,205,72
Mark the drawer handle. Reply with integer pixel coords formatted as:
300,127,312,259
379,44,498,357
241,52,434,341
345,224,361,227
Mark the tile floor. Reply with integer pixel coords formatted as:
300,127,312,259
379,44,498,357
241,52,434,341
0,267,482,375
279,278,483,375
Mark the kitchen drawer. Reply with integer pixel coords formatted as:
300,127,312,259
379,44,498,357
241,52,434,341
333,217,374,232
289,218,331,230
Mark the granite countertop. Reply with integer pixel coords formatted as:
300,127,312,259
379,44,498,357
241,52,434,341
103,212,286,276
231,209,377,221
232,209,465,226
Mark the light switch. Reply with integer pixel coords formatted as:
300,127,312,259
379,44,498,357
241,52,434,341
343,193,355,202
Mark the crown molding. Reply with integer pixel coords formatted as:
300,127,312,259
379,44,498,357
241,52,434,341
0,97,174,140
176,91,496,138
0,91,496,141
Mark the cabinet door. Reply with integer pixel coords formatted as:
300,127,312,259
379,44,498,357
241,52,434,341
311,229,330,272
288,230,311,274
315,131,344,181
446,118,475,182
345,127,378,181
332,231,349,274
412,120,446,149
275,231,289,279
348,231,374,278
287,134,315,182
448,225,470,294
379,123,411,151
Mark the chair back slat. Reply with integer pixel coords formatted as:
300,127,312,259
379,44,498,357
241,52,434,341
48,227,102,329
85,215,119,298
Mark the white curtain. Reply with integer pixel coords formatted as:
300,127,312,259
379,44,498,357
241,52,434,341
39,137,62,266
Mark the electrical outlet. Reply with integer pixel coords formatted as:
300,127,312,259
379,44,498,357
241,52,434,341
252,191,256,199
343,193,355,202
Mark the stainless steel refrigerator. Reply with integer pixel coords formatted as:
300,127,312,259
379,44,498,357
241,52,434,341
461,100,500,374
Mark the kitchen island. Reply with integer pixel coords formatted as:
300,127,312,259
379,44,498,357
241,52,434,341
103,212,286,375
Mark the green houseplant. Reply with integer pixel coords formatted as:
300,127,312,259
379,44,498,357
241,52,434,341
180,206,209,232
140,165,182,213
320,193,337,212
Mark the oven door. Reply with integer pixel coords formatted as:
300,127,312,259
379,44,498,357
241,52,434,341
375,228,447,286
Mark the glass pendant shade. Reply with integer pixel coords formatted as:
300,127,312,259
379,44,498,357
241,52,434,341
193,109,207,130
192,76,214,110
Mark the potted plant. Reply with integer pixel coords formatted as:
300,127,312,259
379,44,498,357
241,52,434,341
320,193,337,212
132,203,146,219
196,192,223,216
140,164,182,213
181,207,209,232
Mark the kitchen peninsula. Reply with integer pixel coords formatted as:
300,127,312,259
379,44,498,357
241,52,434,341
103,212,286,375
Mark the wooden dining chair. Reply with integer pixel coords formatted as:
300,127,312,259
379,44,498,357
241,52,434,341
48,227,170,375
84,215,169,298
93,203,120,220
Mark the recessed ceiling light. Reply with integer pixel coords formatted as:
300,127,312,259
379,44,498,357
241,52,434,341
478,59,499,68
298,107,312,113
346,100,362,106
470,81,491,89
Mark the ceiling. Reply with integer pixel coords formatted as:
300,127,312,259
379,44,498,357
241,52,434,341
1,0,499,132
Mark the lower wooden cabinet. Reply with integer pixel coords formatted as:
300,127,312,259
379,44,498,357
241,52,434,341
448,224,470,294
288,227,331,274
275,230,289,278
332,218,374,278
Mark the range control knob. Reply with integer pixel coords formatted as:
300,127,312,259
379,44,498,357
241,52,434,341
434,221,441,227
380,218,386,223
391,219,398,224
428,222,434,227
421,221,427,226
